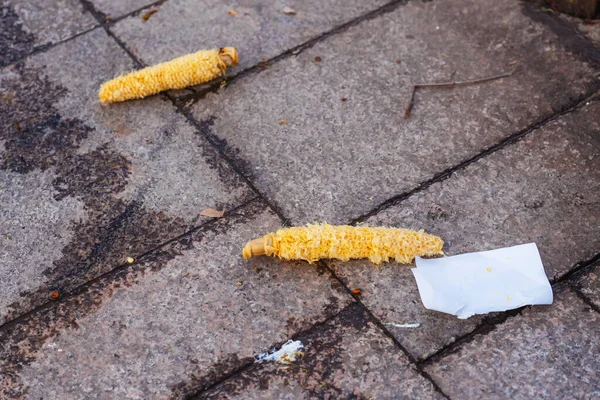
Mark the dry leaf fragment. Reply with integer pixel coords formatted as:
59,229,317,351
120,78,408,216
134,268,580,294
227,10,238,16
282,6,297,15
200,208,225,218
142,9,158,21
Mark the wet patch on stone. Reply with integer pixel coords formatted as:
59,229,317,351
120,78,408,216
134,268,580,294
0,5,36,68
0,201,260,398
0,63,187,322
195,117,256,181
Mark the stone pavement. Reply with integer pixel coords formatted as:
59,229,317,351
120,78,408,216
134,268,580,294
0,0,599,398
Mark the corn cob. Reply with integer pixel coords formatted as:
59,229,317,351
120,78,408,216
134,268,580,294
98,47,238,103
242,224,443,264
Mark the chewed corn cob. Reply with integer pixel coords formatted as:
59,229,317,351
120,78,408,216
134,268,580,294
242,224,443,264
99,47,238,103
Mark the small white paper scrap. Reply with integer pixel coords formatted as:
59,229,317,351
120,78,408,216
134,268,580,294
412,243,553,319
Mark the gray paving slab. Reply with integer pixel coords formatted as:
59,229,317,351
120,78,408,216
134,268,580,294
200,304,444,400
574,264,600,309
0,28,254,325
190,0,600,225
425,286,600,400
0,201,352,399
1,0,97,67
330,98,600,360
89,0,158,19
111,0,389,70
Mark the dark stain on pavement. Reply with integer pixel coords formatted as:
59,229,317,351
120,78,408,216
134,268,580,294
198,304,372,400
0,63,188,324
0,201,262,398
0,5,36,68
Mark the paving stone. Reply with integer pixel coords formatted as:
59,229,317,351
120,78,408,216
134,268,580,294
111,0,389,70
200,303,444,400
573,264,600,309
330,98,600,360
425,286,600,400
0,201,352,399
1,0,97,67
89,0,158,19
0,28,254,325
191,0,599,225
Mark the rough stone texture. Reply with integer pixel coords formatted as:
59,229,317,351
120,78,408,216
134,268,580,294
331,98,600,360
425,286,600,400
200,304,444,400
89,0,159,19
0,201,352,399
111,0,389,70
329,260,483,360
1,0,96,67
561,12,600,48
191,0,600,225
0,28,254,325
573,264,600,308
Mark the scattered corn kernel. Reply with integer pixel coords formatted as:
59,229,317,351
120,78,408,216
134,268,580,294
126,257,135,264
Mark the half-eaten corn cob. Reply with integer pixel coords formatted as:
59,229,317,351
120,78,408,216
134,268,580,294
99,47,238,103
242,224,443,264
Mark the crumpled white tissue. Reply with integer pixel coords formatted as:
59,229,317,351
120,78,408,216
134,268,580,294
412,243,553,319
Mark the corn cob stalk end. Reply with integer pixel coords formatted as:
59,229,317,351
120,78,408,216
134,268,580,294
219,47,239,67
98,46,239,104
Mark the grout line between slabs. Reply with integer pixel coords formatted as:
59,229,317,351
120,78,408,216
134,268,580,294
173,0,411,106
186,303,354,399
0,196,260,334
568,283,600,315
319,260,452,399
350,88,600,224
2,0,166,70
419,251,600,367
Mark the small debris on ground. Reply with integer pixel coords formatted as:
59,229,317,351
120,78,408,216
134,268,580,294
227,10,238,16
126,257,135,264
200,208,225,218
341,98,347,102
142,9,158,21
282,6,297,15
255,340,304,364
49,291,60,300
404,69,516,120
351,288,361,295
386,322,421,328
314,56,322,62
280,119,287,125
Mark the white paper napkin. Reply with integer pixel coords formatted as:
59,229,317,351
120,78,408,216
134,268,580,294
412,243,553,319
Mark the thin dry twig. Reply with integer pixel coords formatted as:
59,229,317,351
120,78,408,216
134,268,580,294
403,69,516,120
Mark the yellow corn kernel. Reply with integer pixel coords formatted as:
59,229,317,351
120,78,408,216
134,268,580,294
99,47,238,103
242,224,443,264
